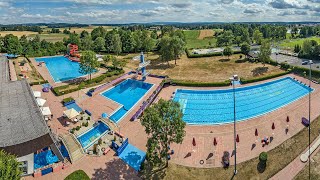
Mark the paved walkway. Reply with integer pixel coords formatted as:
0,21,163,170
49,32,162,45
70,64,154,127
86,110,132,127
270,136,320,180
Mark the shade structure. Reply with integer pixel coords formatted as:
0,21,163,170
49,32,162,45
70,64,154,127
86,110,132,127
255,128,258,136
286,116,290,122
36,98,46,107
236,134,240,143
192,137,196,146
33,91,41,98
272,122,275,130
63,108,79,119
102,112,108,118
213,138,217,146
40,107,51,116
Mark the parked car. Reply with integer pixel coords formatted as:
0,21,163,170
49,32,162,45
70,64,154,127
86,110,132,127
302,61,309,65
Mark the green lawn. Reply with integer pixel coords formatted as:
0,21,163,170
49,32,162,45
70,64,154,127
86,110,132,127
65,170,90,180
184,30,217,49
28,33,68,42
279,36,320,50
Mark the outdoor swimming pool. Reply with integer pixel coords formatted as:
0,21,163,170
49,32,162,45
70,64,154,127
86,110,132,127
173,77,312,125
101,79,153,123
35,56,89,83
77,122,110,149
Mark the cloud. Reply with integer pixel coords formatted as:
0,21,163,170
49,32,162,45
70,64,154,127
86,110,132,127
171,3,192,8
243,8,262,14
278,10,308,16
220,0,234,4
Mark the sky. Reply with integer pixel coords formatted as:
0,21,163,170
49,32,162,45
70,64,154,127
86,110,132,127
0,0,319,24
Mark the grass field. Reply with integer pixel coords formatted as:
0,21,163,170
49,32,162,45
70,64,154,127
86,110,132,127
125,53,283,82
294,148,320,179
159,116,320,180
43,26,113,34
279,36,320,50
28,33,68,42
184,30,217,49
0,31,38,37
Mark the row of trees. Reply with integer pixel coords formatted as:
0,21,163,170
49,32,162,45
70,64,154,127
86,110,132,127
0,34,66,57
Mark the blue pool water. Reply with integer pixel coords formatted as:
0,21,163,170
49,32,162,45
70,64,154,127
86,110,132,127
77,122,110,149
35,56,89,82
173,77,312,125
34,150,59,169
118,144,146,171
101,79,153,123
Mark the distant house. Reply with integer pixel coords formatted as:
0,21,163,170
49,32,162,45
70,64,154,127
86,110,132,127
0,57,63,176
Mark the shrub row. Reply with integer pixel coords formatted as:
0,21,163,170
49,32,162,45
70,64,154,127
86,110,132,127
186,49,242,58
29,80,49,86
63,97,75,104
53,69,125,96
241,71,292,84
171,79,230,87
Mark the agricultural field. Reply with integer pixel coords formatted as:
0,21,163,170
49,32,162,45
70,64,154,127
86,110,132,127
28,33,69,42
279,36,320,50
0,31,38,37
124,52,284,82
184,30,217,49
42,26,113,34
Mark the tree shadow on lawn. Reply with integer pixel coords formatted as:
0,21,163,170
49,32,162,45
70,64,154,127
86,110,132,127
219,59,230,62
257,161,267,173
251,67,269,77
91,158,140,180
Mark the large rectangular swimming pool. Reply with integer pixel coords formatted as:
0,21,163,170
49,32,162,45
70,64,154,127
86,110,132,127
77,122,109,149
35,56,89,83
173,77,312,125
101,79,153,123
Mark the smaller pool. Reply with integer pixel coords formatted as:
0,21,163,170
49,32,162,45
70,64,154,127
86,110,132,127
77,122,110,149
101,79,153,123
119,144,146,171
34,150,59,169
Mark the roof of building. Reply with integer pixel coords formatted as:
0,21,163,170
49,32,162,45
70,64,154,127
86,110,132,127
0,57,53,156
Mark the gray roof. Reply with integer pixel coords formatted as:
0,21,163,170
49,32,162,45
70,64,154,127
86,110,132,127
0,57,52,149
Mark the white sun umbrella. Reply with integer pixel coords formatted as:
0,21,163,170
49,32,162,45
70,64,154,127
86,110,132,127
36,98,46,107
40,107,51,116
63,108,79,119
33,91,41,98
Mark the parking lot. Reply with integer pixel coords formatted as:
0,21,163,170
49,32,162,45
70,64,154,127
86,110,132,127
271,53,320,70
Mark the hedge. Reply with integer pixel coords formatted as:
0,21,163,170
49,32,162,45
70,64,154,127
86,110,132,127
52,69,125,96
63,97,75,104
186,49,242,58
29,80,49,86
171,79,230,87
241,71,292,84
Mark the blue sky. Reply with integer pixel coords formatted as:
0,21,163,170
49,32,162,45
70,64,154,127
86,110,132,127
0,0,319,24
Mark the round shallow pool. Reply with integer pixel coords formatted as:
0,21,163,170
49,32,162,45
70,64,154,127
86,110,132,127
173,77,312,125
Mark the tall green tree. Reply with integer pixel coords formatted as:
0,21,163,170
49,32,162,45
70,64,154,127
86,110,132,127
93,37,105,52
91,26,106,40
121,31,135,53
111,34,122,55
217,30,234,47
171,36,185,65
111,56,126,69
253,29,263,45
223,46,233,59
3,34,22,55
64,33,80,46
159,36,174,66
102,54,115,66
141,99,186,169
0,150,22,179
79,51,99,80
258,40,271,66
80,35,93,51
240,42,250,58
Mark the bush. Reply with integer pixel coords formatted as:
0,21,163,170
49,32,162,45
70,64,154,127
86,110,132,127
259,152,268,161
70,128,75,134
29,80,49,86
172,80,230,87
185,49,242,58
75,126,81,131
82,121,89,127
241,71,291,84
63,97,75,104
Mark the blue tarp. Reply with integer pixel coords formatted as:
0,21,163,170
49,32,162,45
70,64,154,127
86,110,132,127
65,102,82,113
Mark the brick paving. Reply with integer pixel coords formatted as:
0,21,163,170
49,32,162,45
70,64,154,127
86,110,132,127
26,73,320,179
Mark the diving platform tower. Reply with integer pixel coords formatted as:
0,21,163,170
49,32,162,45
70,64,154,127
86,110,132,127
139,52,150,81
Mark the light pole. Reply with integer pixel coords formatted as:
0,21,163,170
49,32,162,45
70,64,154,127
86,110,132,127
230,75,238,175
308,60,313,180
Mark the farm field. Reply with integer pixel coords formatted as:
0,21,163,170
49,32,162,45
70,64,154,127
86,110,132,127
184,30,217,49
0,31,38,37
42,26,113,34
124,53,284,82
28,33,68,42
